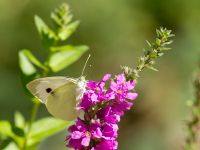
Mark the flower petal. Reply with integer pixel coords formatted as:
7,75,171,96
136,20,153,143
102,74,111,81
81,136,90,146
124,80,136,90
92,127,102,138
110,81,118,91
126,93,138,100
71,131,83,139
91,93,98,102
116,74,125,84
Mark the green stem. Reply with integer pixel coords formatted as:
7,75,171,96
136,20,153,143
22,102,40,150
29,102,40,131
122,27,174,81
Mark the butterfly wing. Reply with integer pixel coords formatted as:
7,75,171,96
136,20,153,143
26,77,75,103
46,81,78,120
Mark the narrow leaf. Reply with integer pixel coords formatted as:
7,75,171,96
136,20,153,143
20,49,47,71
58,21,79,41
14,112,25,129
146,65,158,72
34,15,57,48
146,40,151,47
18,50,39,92
51,3,73,27
18,51,36,76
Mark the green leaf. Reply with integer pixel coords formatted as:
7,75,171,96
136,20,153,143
0,121,13,138
27,117,70,146
18,50,37,76
49,45,89,72
20,49,47,71
14,112,25,129
50,3,79,41
2,142,19,150
34,15,57,48
0,121,24,148
58,21,79,41
51,3,73,28
146,65,158,72
11,126,24,137
18,50,39,92
146,40,152,47
0,138,12,149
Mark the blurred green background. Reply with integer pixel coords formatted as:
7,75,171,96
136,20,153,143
1,0,200,149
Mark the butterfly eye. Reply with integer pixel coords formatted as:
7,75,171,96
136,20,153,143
46,88,52,93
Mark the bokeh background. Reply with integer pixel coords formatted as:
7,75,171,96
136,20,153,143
1,0,200,149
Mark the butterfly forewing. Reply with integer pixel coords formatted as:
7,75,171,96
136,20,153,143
26,77,75,103
46,82,78,120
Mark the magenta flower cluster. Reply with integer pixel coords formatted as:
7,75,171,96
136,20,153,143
66,74,138,150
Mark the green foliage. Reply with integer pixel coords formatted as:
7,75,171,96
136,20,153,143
18,50,37,76
49,45,89,72
0,3,88,150
51,3,80,41
122,27,174,81
34,3,81,48
0,120,24,149
18,50,44,90
0,116,69,150
14,112,25,129
27,117,69,146
0,121,13,139
19,49,47,72
34,15,57,48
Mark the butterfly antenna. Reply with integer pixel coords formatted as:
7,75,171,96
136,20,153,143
81,54,91,76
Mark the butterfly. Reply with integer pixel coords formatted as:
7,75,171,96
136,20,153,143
26,76,86,121
26,55,90,121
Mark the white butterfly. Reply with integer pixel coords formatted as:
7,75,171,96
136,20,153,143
26,55,90,121
26,76,86,121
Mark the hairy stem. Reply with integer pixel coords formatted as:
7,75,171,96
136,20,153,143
22,102,40,150
184,74,200,150
122,27,174,81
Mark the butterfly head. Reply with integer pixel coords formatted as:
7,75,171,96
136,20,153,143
75,76,86,103
77,76,86,88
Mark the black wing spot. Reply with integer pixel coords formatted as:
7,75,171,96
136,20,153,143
46,88,52,93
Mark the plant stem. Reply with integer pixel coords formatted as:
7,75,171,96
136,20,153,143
122,27,174,81
22,102,40,150
184,74,200,150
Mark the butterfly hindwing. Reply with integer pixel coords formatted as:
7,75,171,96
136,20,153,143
46,81,78,120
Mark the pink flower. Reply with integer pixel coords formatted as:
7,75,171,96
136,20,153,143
110,74,138,101
66,74,138,150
